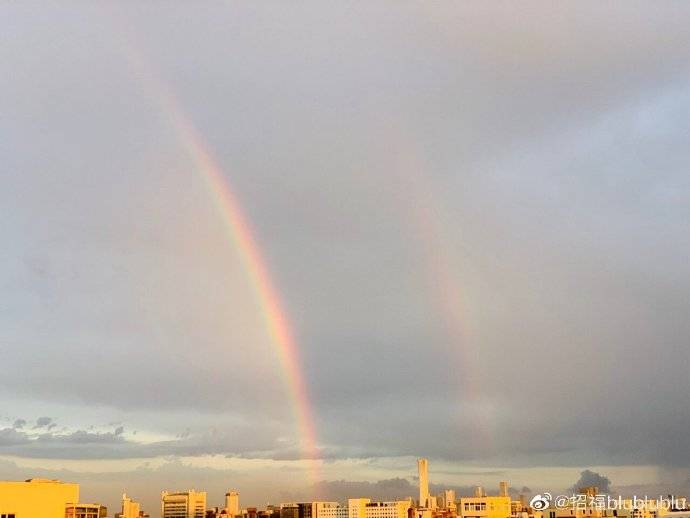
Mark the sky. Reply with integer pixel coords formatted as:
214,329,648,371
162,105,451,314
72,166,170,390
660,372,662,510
2,1,690,513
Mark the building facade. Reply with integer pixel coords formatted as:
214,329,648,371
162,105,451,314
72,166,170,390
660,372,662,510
226,492,240,517
314,503,348,518
65,503,108,518
458,492,511,518
0,479,80,518
121,494,141,518
349,499,411,518
162,490,207,518
418,459,430,509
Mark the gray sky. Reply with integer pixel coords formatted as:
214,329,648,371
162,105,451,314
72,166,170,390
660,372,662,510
2,1,690,513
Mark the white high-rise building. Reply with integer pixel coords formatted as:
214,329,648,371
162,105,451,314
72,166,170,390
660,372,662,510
161,490,206,518
418,458,430,508
226,491,240,516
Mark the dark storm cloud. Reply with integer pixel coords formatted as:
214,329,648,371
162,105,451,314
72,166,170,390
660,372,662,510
2,1,690,472
570,470,612,494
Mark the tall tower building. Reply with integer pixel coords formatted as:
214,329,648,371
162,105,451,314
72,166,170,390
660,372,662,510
226,490,240,516
499,482,508,498
417,458,429,508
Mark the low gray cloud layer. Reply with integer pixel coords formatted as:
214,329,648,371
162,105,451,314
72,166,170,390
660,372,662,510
0,423,301,460
2,0,690,497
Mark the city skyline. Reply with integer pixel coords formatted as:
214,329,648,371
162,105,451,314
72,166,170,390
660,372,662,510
3,1,690,515
0,459,685,517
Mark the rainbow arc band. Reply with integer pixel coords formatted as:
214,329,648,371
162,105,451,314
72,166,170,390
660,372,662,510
121,42,320,484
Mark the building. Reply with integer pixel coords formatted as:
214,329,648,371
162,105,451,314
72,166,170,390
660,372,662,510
162,490,207,518
121,494,141,518
0,478,80,518
458,484,511,518
349,499,411,518
445,491,457,510
280,504,302,518
279,503,347,518
350,498,370,518
542,495,666,518
226,492,240,517
511,494,527,517
65,503,108,518
418,459,430,509
315,503,348,518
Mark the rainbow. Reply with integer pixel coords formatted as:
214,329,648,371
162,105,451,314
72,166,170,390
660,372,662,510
387,131,493,453
178,119,322,476
119,42,321,483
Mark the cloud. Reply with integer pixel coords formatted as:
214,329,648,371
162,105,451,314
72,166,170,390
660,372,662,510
308,478,418,503
570,470,612,494
34,417,53,429
1,0,690,483
0,428,31,447
284,478,481,505
0,424,300,461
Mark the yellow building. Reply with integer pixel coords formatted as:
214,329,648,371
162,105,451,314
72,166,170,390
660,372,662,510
225,492,240,517
121,494,141,518
162,490,207,518
0,478,80,518
458,487,511,518
348,499,411,518
65,503,108,518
